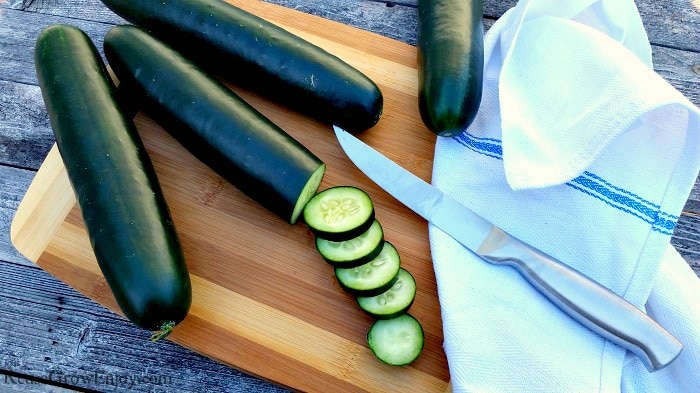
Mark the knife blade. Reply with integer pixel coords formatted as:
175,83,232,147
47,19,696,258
333,125,682,371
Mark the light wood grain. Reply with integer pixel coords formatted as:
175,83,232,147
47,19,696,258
10,145,73,263
11,1,449,392
4,0,700,392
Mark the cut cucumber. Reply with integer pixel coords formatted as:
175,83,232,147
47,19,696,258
303,186,375,241
367,313,424,366
316,220,383,268
357,268,416,319
104,25,326,225
334,241,401,296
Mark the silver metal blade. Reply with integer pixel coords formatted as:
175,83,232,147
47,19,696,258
334,126,493,252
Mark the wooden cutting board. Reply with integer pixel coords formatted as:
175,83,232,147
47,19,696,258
11,1,450,391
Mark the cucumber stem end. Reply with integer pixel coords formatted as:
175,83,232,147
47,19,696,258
149,320,176,342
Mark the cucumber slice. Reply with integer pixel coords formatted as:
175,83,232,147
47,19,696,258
334,241,401,296
357,268,416,319
303,186,375,241
367,314,424,366
316,220,384,268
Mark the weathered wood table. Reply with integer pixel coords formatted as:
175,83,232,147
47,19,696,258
1,0,698,391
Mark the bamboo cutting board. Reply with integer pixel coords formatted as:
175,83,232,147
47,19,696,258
11,1,450,391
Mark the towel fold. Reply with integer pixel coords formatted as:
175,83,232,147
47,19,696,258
428,0,700,391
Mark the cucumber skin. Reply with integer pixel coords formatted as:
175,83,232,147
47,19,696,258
360,294,415,320
34,25,191,332
418,0,484,137
357,268,416,320
98,0,383,133
316,220,384,268
307,208,375,242
103,25,325,224
334,241,401,297
320,238,383,269
337,268,399,298
306,209,375,241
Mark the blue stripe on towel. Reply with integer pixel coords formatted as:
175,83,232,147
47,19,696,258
451,132,677,235
582,171,679,220
453,132,503,158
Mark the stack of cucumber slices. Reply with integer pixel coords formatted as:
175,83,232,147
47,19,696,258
303,186,424,366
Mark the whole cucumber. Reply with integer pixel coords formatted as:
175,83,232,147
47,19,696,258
103,24,326,224
98,0,383,133
418,0,484,137
34,24,191,339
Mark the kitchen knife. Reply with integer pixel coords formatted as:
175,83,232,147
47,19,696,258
333,125,682,372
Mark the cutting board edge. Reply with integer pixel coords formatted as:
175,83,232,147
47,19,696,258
11,144,74,264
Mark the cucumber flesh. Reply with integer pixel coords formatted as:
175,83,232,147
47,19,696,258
367,314,424,366
303,186,374,241
334,241,401,296
357,268,416,319
292,165,327,224
316,220,383,267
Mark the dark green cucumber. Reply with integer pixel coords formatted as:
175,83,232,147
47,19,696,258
316,220,384,268
418,0,484,136
98,0,383,133
34,24,191,339
334,241,401,297
103,25,326,224
302,186,375,241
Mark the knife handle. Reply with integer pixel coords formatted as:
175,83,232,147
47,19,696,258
477,228,682,372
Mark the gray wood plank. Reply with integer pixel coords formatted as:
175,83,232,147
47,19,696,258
479,0,700,53
687,182,700,213
265,0,420,44
1,1,700,391
9,0,126,25
0,7,113,86
635,0,700,52
0,372,79,393
652,45,700,106
0,260,290,392
672,213,700,273
0,166,35,266
4,0,700,51
1,5,699,172
263,0,700,52
2,1,698,104
0,81,54,171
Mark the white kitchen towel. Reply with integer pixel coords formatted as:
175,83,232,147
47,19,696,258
428,0,700,392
